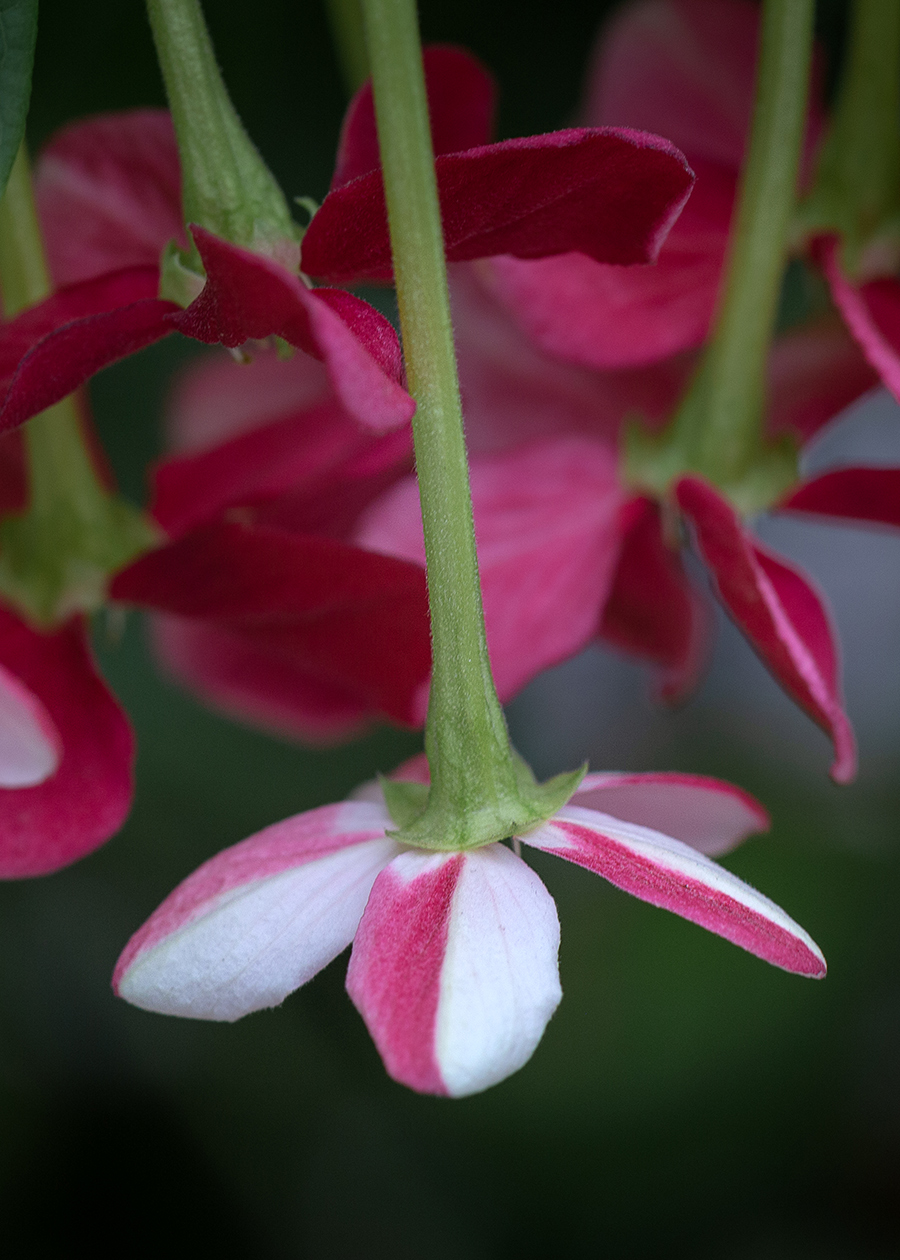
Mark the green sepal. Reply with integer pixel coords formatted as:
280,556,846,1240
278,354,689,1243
0,0,38,203
386,755,587,853
624,415,799,517
158,238,206,306
380,776,430,829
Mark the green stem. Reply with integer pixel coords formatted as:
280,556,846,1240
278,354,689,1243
802,0,900,272
630,0,813,506
0,147,155,625
359,0,580,848
324,0,369,96
145,0,299,282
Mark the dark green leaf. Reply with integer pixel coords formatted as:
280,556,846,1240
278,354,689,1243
0,0,38,200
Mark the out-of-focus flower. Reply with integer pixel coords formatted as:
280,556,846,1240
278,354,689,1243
114,755,823,1097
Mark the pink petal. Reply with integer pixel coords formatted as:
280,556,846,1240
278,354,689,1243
172,229,414,432
819,238,900,404
571,772,768,857
597,496,710,701
346,844,561,1097
332,45,496,188
0,609,134,878
780,467,900,529
479,161,731,369
114,800,397,1020
676,476,856,782
34,109,185,287
151,397,412,538
0,662,61,787
0,268,176,432
356,437,628,702
449,263,691,453
301,127,694,284
584,0,761,168
111,520,431,729
767,316,879,444
524,805,825,976
149,615,374,744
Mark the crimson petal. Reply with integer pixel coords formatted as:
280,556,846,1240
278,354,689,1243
0,267,176,432
332,45,496,189
780,467,900,529
301,128,694,284
676,476,856,782
172,229,414,432
819,237,900,403
0,608,134,878
111,521,431,728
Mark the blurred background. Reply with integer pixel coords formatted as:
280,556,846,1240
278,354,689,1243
1,0,898,1254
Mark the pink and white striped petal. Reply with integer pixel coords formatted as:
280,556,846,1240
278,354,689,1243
114,801,397,1021
522,806,825,976
0,662,61,787
346,844,561,1097
570,772,768,856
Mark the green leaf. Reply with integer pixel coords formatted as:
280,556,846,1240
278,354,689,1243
0,0,38,202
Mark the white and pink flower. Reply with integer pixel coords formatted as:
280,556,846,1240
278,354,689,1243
114,765,824,1097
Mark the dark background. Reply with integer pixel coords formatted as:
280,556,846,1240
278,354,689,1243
1,1,898,1255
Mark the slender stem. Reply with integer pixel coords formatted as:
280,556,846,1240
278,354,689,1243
360,0,522,843
668,0,814,484
145,0,298,265
324,0,369,95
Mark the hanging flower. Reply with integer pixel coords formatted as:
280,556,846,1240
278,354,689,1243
114,757,823,1097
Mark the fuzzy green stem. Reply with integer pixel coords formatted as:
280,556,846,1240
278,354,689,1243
359,0,581,848
145,0,299,287
801,0,900,273
0,146,156,624
628,0,813,509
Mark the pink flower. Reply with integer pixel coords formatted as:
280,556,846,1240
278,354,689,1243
114,758,823,1097
814,238,900,408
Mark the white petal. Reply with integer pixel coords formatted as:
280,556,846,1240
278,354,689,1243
0,663,61,787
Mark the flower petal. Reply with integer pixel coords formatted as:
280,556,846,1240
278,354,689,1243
346,844,561,1097
301,127,694,284
172,229,415,432
332,45,496,188
111,520,431,729
114,801,397,1020
356,437,627,702
571,772,768,856
780,467,900,530
523,805,825,976
0,269,176,432
34,109,185,286
767,316,878,444
0,608,133,878
819,238,900,403
676,476,856,783
597,496,710,701
0,662,61,787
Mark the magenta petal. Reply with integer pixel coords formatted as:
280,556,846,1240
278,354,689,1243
114,799,396,1019
35,109,185,286
111,521,431,729
525,806,825,976
151,398,412,538
780,467,900,529
598,497,710,701
0,269,175,432
676,476,856,783
172,229,414,432
0,608,134,878
481,161,731,369
332,45,496,188
302,127,694,284
0,662,61,787
357,437,627,702
820,238,900,403
347,845,561,1097
571,772,768,857
767,316,879,443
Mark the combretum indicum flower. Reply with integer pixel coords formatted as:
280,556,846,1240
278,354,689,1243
114,0,826,1096
114,764,824,1097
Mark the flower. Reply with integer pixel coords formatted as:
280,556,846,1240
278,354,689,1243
114,757,824,1097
